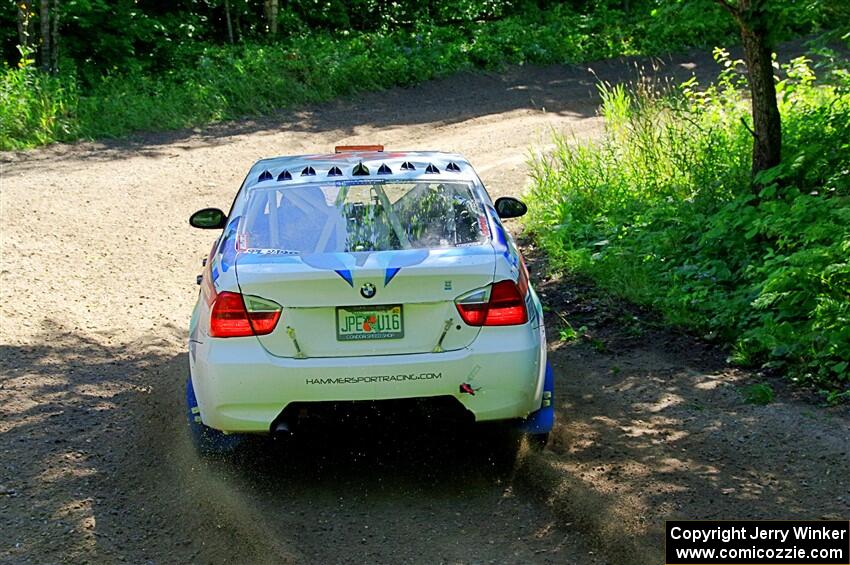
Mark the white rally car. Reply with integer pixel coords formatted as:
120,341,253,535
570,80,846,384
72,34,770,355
186,146,554,455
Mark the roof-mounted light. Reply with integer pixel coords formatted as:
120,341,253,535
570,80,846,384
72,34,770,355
335,145,384,153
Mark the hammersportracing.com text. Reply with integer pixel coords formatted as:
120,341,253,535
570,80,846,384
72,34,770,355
305,373,443,385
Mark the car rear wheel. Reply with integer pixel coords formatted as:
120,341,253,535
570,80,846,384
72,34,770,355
186,376,245,458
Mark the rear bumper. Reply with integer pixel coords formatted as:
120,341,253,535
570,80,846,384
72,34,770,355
189,322,546,433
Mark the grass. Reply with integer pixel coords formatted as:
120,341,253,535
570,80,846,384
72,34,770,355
524,46,850,400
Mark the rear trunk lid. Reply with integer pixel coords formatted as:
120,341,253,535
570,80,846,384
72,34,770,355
235,247,495,358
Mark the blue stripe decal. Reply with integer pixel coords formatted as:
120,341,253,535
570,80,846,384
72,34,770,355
234,247,494,288
384,267,401,285
218,216,241,273
486,206,510,257
301,252,354,272
335,269,354,286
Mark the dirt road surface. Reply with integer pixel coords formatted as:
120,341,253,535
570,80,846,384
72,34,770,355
2,46,848,564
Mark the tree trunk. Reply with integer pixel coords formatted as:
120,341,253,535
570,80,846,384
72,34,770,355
271,0,279,34
50,0,59,72
264,0,278,34
740,19,781,177
40,0,51,72
234,2,241,42
16,2,26,46
224,0,234,44
712,0,782,183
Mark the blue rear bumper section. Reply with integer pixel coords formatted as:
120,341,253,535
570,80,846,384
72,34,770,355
519,362,555,434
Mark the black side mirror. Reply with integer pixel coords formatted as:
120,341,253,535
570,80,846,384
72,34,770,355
189,208,227,229
494,197,527,219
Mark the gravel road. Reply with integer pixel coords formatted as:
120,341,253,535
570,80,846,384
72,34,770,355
2,45,847,564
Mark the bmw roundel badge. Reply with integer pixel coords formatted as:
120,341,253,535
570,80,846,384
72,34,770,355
360,283,377,299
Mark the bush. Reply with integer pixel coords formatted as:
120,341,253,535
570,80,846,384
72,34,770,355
524,49,850,400
0,48,79,149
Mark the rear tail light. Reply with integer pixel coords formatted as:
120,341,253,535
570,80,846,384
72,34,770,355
210,292,282,337
455,279,528,326
454,287,490,326
243,295,283,335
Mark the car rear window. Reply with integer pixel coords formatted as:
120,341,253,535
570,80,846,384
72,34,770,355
239,181,489,253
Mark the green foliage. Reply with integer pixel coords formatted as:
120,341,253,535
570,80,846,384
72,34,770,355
3,1,847,149
525,51,850,398
557,315,588,342
740,383,776,405
0,48,79,148
0,27,464,148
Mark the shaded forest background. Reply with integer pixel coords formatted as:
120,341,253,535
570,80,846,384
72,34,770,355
2,0,848,148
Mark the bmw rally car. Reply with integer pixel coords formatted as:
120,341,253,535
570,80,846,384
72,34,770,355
187,146,554,455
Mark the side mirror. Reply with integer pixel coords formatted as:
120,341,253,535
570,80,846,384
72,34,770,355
494,197,527,219
189,208,227,229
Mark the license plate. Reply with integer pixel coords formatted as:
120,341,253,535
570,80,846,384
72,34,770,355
336,305,404,341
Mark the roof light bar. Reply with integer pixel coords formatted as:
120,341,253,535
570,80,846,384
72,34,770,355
335,145,384,153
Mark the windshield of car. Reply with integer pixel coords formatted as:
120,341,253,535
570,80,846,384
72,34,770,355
239,181,489,254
